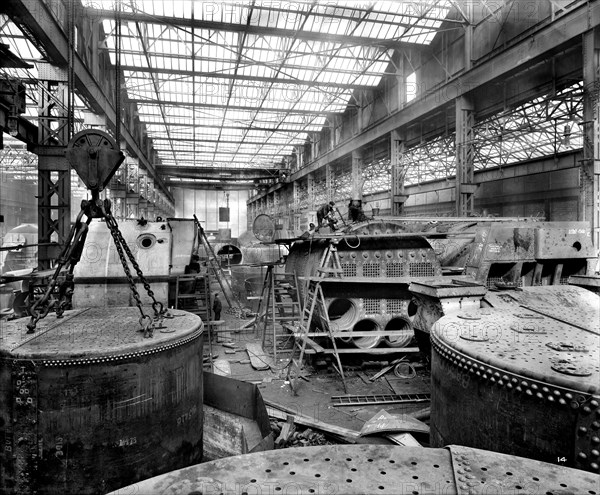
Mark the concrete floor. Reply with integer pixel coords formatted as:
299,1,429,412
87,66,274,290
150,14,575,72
204,308,432,444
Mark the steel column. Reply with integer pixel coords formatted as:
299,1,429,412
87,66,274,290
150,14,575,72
582,28,600,253
391,129,408,215
351,150,363,201
455,95,476,216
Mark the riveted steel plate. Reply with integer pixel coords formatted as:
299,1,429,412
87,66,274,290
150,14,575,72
431,286,600,392
109,444,600,495
546,342,588,352
550,359,593,377
457,313,482,320
448,445,599,495
0,307,202,362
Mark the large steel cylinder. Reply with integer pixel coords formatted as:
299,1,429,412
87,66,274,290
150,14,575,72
111,444,600,495
430,286,600,473
0,307,204,494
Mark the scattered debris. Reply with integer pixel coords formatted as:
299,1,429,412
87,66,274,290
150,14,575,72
270,420,332,449
275,415,296,448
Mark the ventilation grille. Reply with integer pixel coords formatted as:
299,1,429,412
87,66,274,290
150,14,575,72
363,298,381,314
386,262,405,277
409,262,435,277
362,262,381,278
342,263,357,277
386,299,406,314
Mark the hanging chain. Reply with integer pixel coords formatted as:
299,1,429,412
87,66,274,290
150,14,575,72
102,200,169,337
27,198,170,337
27,208,91,333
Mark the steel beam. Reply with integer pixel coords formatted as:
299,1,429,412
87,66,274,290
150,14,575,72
126,98,338,116
165,180,259,191
119,65,373,90
157,166,279,181
3,0,173,202
83,8,424,49
289,1,600,183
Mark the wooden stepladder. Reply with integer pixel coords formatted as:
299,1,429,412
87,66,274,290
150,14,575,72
287,239,347,394
254,264,302,359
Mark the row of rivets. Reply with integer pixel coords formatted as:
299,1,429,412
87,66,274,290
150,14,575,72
431,338,591,408
33,331,202,367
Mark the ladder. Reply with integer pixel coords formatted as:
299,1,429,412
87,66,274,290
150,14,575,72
287,240,347,394
175,272,214,371
255,264,302,359
193,214,244,316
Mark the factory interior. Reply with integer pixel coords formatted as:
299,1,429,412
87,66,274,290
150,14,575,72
1,0,600,493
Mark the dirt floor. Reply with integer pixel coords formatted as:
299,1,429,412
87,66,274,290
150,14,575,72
204,308,432,446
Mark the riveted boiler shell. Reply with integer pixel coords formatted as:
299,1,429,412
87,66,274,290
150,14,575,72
430,286,600,473
111,444,600,495
0,307,204,494
72,219,171,307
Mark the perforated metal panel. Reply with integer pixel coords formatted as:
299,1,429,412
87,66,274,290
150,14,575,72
386,262,405,277
342,263,357,277
409,262,435,277
363,298,382,315
362,262,381,277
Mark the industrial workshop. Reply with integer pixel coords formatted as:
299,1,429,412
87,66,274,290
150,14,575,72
1,0,600,494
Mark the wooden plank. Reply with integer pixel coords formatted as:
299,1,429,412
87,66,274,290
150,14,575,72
298,335,325,353
293,331,414,337
304,347,420,355
265,400,360,443
245,343,273,370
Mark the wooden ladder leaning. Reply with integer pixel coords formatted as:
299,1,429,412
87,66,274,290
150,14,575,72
193,214,245,316
255,264,302,359
287,240,347,395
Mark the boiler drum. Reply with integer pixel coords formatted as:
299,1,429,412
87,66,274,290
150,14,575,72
0,307,204,494
430,287,600,473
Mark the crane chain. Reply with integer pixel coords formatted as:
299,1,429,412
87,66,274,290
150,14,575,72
102,201,168,337
27,208,90,333
26,198,170,338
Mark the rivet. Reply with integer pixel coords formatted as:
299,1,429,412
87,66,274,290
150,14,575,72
554,390,561,397
497,380,504,387
565,393,574,400
547,396,555,402
578,452,588,460
516,386,522,393
591,450,599,457
579,427,588,435
584,407,593,414
542,387,549,393
591,436,600,444
591,400,599,408
490,377,495,383
493,372,500,378
521,381,528,387
525,389,533,396
506,383,513,390
511,378,518,384
593,422,600,429
591,462,599,470
558,398,567,406
531,384,538,391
